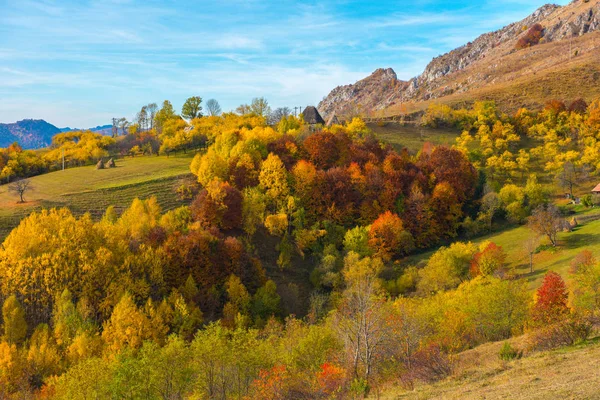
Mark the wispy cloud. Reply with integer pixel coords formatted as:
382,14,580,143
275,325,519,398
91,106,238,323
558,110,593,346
0,0,573,126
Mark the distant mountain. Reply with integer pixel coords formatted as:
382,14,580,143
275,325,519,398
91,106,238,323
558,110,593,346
0,119,61,149
60,124,113,136
0,121,113,149
319,0,600,117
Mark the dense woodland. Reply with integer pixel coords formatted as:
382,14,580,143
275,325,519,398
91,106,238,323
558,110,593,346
1,97,600,398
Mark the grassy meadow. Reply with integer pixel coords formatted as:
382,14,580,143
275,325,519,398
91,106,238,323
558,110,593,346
367,122,460,153
0,154,196,239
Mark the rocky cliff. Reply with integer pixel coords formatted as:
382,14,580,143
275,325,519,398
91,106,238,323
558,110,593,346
319,0,600,118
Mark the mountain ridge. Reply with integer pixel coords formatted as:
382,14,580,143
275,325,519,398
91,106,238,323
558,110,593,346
318,0,600,118
0,120,113,149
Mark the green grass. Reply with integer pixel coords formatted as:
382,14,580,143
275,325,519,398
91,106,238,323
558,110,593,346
402,207,600,291
0,154,196,239
367,122,460,153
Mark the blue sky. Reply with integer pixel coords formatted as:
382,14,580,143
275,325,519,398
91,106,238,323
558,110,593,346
0,0,569,127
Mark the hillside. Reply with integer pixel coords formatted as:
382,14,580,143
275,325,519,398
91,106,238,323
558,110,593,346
0,154,194,238
319,0,600,118
380,337,600,399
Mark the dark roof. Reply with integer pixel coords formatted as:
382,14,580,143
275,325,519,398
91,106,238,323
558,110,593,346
302,106,325,125
326,114,340,126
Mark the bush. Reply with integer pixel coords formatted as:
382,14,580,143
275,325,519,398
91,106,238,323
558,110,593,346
499,341,522,361
516,24,544,49
527,318,592,351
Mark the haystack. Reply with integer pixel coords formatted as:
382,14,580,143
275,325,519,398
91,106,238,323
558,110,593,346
106,158,116,168
96,159,105,170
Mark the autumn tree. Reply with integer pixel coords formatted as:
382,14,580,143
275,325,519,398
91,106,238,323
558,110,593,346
102,293,152,353
259,153,289,206
182,96,203,120
532,271,569,325
368,211,414,261
528,204,562,247
2,295,27,345
470,242,507,277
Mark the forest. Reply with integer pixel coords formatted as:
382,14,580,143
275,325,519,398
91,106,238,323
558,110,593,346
1,96,600,398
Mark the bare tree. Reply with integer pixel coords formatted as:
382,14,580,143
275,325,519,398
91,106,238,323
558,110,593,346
146,103,158,130
335,253,392,384
8,179,33,203
556,161,588,199
528,204,562,247
269,107,291,124
250,97,271,117
205,99,222,116
118,118,129,135
136,106,149,131
523,235,540,273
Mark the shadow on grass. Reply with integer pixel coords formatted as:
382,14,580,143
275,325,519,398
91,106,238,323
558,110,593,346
563,232,600,249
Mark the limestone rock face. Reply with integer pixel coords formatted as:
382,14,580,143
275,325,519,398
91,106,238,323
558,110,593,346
318,0,600,117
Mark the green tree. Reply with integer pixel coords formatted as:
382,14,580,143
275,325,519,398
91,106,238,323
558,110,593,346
182,96,203,120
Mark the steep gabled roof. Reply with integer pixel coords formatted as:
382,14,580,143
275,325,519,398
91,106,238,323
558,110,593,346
301,106,325,125
326,113,340,126
593,183,600,193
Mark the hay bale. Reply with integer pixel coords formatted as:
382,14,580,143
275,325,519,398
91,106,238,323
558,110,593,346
96,159,105,170
106,158,115,168
570,217,578,229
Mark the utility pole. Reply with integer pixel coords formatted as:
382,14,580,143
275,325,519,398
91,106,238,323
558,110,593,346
294,106,298,117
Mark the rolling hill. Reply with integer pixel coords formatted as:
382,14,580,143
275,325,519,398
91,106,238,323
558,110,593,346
319,0,600,118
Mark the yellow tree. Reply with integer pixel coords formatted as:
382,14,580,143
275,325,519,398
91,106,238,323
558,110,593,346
102,293,152,353
259,153,289,206
2,295,27,345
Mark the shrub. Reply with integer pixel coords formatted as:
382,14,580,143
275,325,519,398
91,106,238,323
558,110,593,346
409,343,453,383
527,317,592,351
499,341,522,361
516,24,544,49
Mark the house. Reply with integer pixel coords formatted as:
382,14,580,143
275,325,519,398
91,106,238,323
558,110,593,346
301,106,325,127
592,183,600,194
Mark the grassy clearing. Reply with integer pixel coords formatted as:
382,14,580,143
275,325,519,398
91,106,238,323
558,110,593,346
403,207,600,291
367,122,460,153
380,336,600,399
0,154,196,239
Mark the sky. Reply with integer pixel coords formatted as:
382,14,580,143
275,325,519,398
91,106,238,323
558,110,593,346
0,0,570,128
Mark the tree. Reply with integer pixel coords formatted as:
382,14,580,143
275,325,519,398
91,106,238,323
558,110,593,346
2,295,27,345
259,153,289,205
8,178,32,203
205,99,222,116
368,211,414,261
556,161,587,199
146,103,158,129
532,271,569,324
269,107,291,124
470,242,507,277
102,293,152,353
417,242,477,293
335,252,391,383
250,97,271,117
118,118,129,135
524,236,540,273
528,204,562,247
182,96,203,120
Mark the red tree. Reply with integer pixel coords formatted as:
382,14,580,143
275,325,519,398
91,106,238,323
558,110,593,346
532,271,569,324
